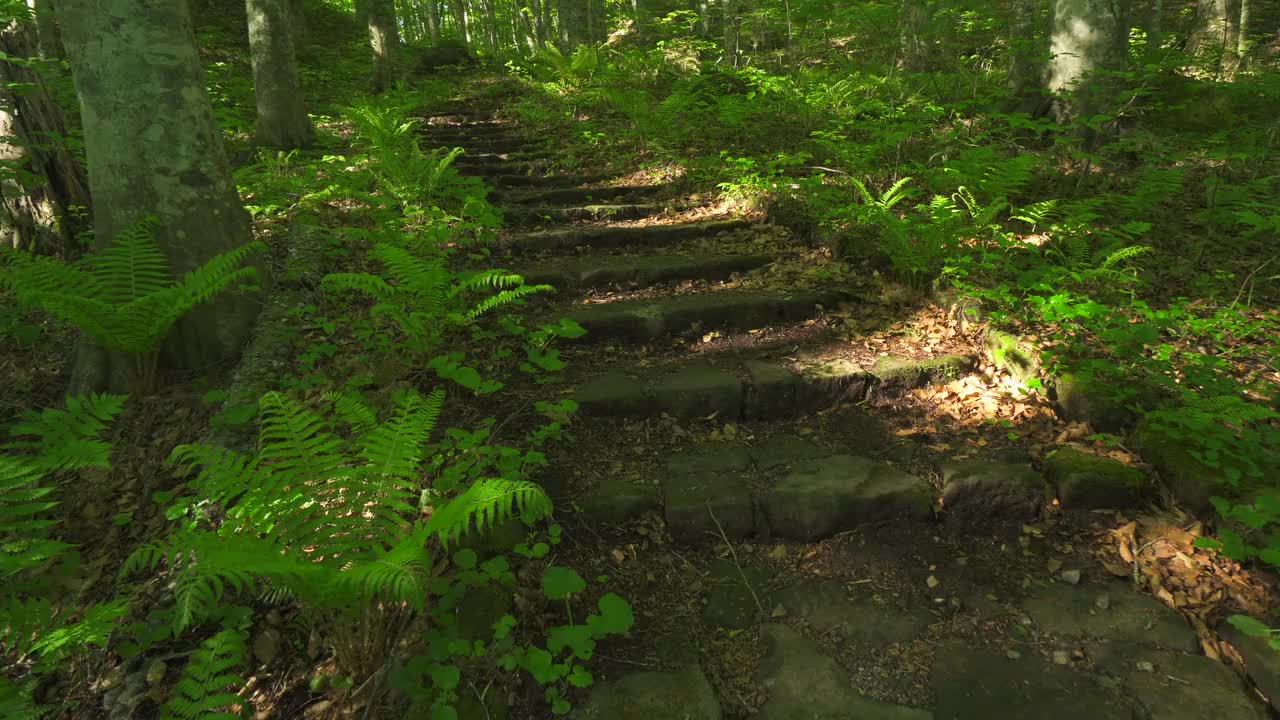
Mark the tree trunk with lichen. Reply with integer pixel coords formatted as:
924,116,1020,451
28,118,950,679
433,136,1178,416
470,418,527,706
59,0,263,393
0,15,90,255
361,0,400,92
246,0,313,148
1046,0,1131,143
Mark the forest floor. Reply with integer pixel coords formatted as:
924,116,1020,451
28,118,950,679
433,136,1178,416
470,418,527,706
436,79,1280,719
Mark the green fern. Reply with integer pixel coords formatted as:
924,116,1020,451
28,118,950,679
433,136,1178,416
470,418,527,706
424,478,553,547
0,219,263,387
161,626,248,720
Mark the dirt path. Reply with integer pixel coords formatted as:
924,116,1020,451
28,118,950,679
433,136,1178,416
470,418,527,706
426,95,1273,720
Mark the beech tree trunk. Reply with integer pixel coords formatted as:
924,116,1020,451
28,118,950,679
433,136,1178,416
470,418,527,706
1186,0,1234,58
0,16,90,255
26,0,62,59
899,0,932,70
246,0,313,148
59,0,263,392
364,0,400,92
1046,0,1130,139
722,0,738,67
427,0,441,43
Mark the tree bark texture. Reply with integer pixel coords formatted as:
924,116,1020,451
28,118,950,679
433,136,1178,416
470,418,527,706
1046,0,1130,133
0,17,90,255
59,0,263,392
364,0,400,91
1186,0,1234,58
427,0,441,43
246,0,313,148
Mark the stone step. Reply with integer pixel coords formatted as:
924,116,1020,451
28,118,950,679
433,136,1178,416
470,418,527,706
520,251,773,290
422,123,517,138
566,288,838,342
501,218,754,252
580,440,934,542
436,138,546,154
457,160,553,176
500,184,666,206
490,173,611,188
569,353,973,422
506,203,667,225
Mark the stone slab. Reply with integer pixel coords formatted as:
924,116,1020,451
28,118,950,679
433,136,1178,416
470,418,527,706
664,446,755,541
1117,648,1266,720
774,580,930,648
940,460,1045,527
750,434,832,472
579,475,661,526
764,455,933,540
1043,447,1147,510
930,641,1128,720
757,624,932,720
573,666,722,720
1020,581,1198,653
651,364,743,420
573,370,652,416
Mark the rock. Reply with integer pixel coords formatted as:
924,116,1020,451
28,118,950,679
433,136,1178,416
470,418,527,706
930,641,1129,720
757,624,931,720
702,559,771,629
1059,569,1082,585
1020,581,1197,653
1130,419,1275,516
144,659,167,685
745,361,804,420
1115,648,1267,720
764,455,932,539
774,580,930,648
663,447,755,540
572,666,722,720
982,330,1040,384
579,474,660,525
940,460,1045,527
651,363,743,420
1053,372,1136,434
870,355,974,399
252,628,281,666
750,433,831,472
574,370,652,416
1043,448,1147,510
794,357,873,408
1221,619,1280,712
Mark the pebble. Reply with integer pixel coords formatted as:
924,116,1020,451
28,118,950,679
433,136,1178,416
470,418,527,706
1136,661,1155,673
145,660,166,686
1095,594,1111,610
1059,569,1082,585
1053,650,1071,665
1006,649,1022,659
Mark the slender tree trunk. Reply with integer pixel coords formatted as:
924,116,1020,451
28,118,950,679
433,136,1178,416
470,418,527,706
0,16,90,255
1187,0,1232,58
363,0,400,92
59,0,263,392
427,0,441,43
26,0,62,59
482,0,497,48
1236,0,1249,64
697,0,709,37
456,0,470,45
1046,0,1131,143
899,0,932,70
542,0,554,44
722,0,738,67
246,0,313,149
1007,0,1046,113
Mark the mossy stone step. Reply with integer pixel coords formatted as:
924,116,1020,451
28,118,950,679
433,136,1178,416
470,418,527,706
567,289,836,342
571,353,973,421
490,173,611,188
520,252,772,290
507,203,667,224
456,160,553,175
502,218,754,252
501,184,666,205
422,123,517,138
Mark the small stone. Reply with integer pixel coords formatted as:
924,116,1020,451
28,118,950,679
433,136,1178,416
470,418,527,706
145,660,167,686
1047,558,1063,573
1053,650,1071,665
771,604,788,618
1095,594,1111,610
253,628,281,665
927,575,941,589
1136,660,1155,673
1059,569,1082,585
1006,649,1022,659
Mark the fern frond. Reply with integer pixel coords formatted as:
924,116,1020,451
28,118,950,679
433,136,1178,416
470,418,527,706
880,176,915,209
1098,244,1153,270
424,478,552,546
321,272,397,300
359,390,444,480
162,625,248,720
256,393,345,487
465,284,554,320
87,217,172,305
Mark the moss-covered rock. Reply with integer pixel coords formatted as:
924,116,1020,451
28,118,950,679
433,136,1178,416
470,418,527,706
1053,372,1138,433
1043,447,1147,510
982,330,1039,383
869,354,973,398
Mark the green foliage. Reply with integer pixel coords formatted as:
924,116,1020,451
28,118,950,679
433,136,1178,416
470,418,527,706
0,219,263,387
161,625,249,720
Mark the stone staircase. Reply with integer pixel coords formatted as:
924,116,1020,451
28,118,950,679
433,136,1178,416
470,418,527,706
419,100,1273,720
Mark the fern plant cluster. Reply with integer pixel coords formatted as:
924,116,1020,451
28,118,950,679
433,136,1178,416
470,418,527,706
1,394,129,715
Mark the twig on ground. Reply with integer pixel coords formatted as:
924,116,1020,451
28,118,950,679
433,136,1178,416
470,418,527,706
705,500,766,616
